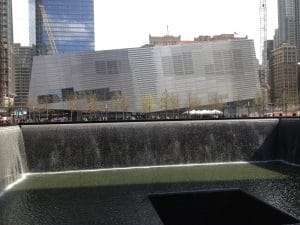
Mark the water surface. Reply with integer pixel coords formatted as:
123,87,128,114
1,162,299,225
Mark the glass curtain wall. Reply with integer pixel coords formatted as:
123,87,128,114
33,0,94,55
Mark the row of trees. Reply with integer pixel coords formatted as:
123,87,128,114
26,92,131,121
26,90,224,120
27,89,262,121
144,89,228,118
254,89,300,117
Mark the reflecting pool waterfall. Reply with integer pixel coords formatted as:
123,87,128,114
1,118,300,180
21,119,279,172
1,119,300,225
0,126,27,193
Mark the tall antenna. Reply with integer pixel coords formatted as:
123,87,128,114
166,25,169,36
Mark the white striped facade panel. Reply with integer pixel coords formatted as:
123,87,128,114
29,39,260,112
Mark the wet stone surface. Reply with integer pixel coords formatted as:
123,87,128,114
0,162,299,225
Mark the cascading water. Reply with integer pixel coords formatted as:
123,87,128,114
0,126,27,193
21,119,279,172
1,119,300,225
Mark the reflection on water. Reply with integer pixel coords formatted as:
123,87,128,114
0,162,299,225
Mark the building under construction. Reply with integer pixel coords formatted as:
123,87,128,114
0,0,15,113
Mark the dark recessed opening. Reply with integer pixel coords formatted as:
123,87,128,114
149,189,299,225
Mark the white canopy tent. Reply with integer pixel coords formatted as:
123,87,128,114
182,109,223,117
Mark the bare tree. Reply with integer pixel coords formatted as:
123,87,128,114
280,88,299,115
120,94,130,120
186,92,201,118
143,95,155,119
112,92,130,120
26,98,39,121
7,97,14,120
87,92,100,120
236,95,243,117
67,93,80,121
211,94,226,111
255,92,264,116
38,95,50,121
112,93,121,120
160,89,174,119
169,94,180,119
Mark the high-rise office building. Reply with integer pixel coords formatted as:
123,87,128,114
278,0,296,46
277,0,300,59
273,29,280,49
269,0,300,110
29,0,95,55
0,0,14,111
294,0,300,59
13,44,34,113
271,44,298,108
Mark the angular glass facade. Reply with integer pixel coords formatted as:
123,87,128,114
29,39,260,112
30,0,94,55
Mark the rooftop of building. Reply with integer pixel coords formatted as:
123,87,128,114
148,33,248,47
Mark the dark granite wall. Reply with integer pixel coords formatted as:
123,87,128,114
21,119,280,172
277,118,300,164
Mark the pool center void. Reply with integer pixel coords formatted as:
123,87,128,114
0,118,300,224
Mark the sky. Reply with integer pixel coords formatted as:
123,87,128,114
12,0,278,60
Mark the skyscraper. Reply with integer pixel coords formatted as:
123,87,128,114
0,0,14,111
277,0,300,58
13,44,34,113
29,0,95,55
271,44,298,108
294,0,300,59
277,0,296,46
269,0,300,110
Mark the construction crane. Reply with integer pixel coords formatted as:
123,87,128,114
260,0,267,66
37,3,58,54
260,0,270,113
